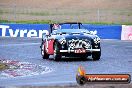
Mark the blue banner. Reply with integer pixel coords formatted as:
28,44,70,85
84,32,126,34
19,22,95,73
59,24,122,39
84,24,122,39
0,24,121,39
0,24,49,38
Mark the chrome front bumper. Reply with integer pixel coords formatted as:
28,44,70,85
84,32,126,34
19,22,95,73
59,49,100,53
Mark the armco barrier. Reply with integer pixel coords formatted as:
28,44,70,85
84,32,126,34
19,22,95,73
0,24,122,39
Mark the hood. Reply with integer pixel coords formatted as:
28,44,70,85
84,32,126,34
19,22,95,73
55,33,97,41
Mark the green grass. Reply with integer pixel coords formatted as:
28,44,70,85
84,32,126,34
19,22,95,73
0,19,132,25
0,19,10,23
84,22,132,25
0,20,54,24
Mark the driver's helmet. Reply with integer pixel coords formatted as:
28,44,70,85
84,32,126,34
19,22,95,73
52,24,61,30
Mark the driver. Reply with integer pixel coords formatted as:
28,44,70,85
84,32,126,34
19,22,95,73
52,24,61,34
52,24,61,30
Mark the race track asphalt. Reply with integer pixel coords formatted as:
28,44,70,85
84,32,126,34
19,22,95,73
0,37,132,86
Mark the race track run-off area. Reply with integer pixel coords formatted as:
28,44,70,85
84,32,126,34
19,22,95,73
0,37,132,86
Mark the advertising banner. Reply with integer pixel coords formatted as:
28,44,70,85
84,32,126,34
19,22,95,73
0,24,49,38
84,24,121,39
121,25,132,40
0,24,122,39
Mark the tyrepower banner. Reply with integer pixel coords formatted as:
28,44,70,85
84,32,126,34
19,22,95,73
121,25,132,40
0,24,49,38
84,24,121,39
60,24,121,39
0,24,122,39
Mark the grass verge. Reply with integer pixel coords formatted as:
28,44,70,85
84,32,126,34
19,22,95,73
0,19,132,25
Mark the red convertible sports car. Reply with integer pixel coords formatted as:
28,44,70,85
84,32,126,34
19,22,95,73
40,22,101,61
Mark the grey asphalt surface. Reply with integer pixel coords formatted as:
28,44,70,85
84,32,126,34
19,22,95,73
0,37,132,86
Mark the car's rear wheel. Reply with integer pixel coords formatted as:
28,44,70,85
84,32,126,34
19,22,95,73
41,43,49,59
53,42,62,61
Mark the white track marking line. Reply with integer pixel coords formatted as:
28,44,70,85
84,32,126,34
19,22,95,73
0,43,41,46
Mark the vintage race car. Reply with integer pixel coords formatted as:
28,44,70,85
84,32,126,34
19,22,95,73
40,22,101,61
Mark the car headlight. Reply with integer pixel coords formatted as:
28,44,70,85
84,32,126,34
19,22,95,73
59,38,66,45
93,37,100,44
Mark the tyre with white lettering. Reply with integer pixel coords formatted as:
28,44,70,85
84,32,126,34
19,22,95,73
41,43,49,59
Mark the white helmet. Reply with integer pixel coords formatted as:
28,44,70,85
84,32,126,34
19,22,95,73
53,24,61,30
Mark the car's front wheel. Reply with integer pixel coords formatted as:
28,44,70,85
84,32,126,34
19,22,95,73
53,42,62,61
92,43,101,61
41,43,49,59
92,51,101,61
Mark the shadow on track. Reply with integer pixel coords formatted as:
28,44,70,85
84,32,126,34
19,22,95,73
45,57,99,62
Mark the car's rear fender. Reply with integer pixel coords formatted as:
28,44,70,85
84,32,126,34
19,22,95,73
43,39,54,55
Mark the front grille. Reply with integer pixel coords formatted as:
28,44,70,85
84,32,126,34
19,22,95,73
68,39,91,49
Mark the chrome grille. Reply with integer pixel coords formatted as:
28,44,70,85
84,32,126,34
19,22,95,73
68,39,91,49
